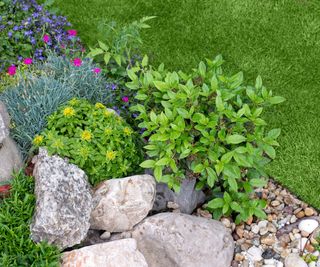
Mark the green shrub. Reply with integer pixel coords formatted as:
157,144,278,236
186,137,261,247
34,99,143,185
0,54,112,159
0,172,60,267
127,55,285,223
87,16,155,77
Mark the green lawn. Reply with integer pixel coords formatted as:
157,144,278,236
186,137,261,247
54,0,320,208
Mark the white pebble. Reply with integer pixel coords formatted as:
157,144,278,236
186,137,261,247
298,219,319,234
247,246,263,262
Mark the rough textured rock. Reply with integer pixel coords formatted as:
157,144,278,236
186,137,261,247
0,101,10,143
30,148,92,249
0,137,23,182
131,212,234,267
90,174,156,232
284,253,308,267
61,239,148,267
0,102,22,182
152,178,206,214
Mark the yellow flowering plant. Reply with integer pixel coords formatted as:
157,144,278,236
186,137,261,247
33,98,143,185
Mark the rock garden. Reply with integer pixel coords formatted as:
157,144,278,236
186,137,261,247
0,1,320,267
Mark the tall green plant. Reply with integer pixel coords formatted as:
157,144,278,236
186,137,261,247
127,55,285,223
87,16,156,76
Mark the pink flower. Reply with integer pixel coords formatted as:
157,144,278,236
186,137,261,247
67,29,77,36
122,96,129,103
43,34,50,43
73,58,82,67
23,58,33,65
7,65,16,76
93,68,101,74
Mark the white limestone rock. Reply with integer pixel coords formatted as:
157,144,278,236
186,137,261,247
90,174,156,232
30,148,93,249
131,212,234,267
61,239,148,267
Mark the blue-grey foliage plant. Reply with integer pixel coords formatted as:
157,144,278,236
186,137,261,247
0,53,113,159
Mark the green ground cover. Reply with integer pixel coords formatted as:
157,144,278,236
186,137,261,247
54,0,320,207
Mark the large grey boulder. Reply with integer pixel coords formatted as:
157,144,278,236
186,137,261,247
152,178,206,214
0,102,22,182
90,174,156,232
61,238,148,267
0,101,10,143
131,212,234,267
30,148,93,249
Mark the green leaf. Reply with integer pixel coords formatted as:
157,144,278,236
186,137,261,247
127,69,138,81
142,55,149,67
135,93,148,100
228,176,238,191
114,54,122,66
176,108,189,119
226,134,246,144
267,128,281,139
154,166,163,181
98,40,109,51
194,164,205,173
155,157,170,166
215,94,224,112
249,178,267,188
255,75,262,90
104,52,111,65
140,160,156,168
233,153,252,167
221,151,234,163
264,145,276,159
154,81,168,91
207,198,224,209
87,48,104,57
199,61,206,77
206,167,217,187
222,203,229,214
254,208,267,219
269,96,286,104
150,111,157,123
223,192,232,203
223,164,241,179
179,149,191,159
230,202,243,213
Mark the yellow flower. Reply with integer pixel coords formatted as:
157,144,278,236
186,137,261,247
63,107,75,117
106,150,116,160
123,127,132,135
104,110,112,117
104,128,112,135
95,102,105,109
69,98,79,106
52,139,64,149
81,130,92,141
33,135,44,145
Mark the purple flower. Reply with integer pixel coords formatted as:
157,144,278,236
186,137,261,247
13,26,19,31
8,31,12,38
24,30,33,36
111,84,118,90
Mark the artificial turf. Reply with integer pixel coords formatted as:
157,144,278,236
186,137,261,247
54,0,320,208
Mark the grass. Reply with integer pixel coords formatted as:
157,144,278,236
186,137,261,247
0,172,60,266
54,0,320,208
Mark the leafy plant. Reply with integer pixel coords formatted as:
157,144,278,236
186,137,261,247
0,54,112,159
127,55,285,223
34,99,143,185
88,16,155,76
0,171,60,266
87,17,156,129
